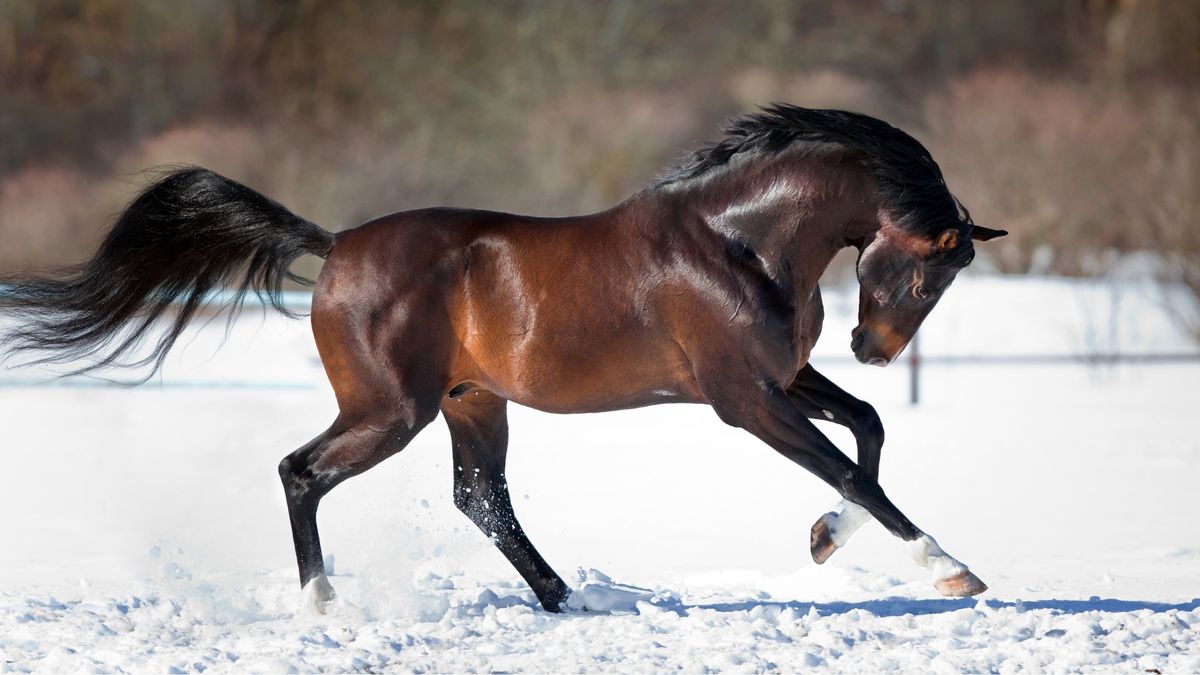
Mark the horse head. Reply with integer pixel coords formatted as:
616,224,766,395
851,220,1006,366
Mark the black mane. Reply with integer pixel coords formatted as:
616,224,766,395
657,105,974,241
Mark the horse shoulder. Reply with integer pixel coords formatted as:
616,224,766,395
663,238,803,389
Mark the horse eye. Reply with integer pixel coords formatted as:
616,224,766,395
913,285,929,300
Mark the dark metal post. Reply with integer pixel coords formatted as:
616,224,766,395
908,332,920,405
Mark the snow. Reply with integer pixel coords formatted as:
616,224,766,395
1,275,1197,672
564,569,655,613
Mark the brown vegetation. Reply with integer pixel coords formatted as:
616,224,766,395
1,1,1197,314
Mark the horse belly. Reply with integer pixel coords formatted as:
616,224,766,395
461,321,700,414
449,229,701,412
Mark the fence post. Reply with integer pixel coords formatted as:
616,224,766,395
908,332,920,405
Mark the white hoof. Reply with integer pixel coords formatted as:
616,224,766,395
300,574,336,615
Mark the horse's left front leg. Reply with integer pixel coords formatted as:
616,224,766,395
707,380,987,597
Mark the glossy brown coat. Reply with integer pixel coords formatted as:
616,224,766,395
1,106,1006,612
286,139,1001,611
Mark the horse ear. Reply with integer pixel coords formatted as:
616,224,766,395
935,228,959,252
970,225,1008,242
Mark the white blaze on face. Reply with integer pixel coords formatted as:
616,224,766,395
905,533,968,581
825,499,872,547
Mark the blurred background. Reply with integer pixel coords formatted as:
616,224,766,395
1,0,1197,333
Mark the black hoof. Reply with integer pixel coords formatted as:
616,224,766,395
537,583,571,612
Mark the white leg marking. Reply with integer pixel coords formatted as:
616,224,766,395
826,499,872,547
300,574,336,615
905,533,968,582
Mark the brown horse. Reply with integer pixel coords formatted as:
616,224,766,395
0,106,1005,612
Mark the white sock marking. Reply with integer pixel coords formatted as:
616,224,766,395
825,499,872,547
905,533,968,581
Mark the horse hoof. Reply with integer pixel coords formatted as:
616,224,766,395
538,583,572,613
540,594,566,613
300,574,337,614
934,570,988,597
810,515,839,564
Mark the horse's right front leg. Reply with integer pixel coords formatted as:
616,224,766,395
787,364,884,563
707,380,987,597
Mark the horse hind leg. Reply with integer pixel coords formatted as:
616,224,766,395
279,314,445,610
279,405,438,613
283,274,453,612
442,390,570,612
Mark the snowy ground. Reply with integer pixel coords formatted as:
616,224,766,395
1,276,1197,672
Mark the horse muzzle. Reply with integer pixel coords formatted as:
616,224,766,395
850,324,904,367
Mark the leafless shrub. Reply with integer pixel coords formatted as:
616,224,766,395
0,167,99,271
924,69,1200,337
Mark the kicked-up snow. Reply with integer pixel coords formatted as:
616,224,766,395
5,572,1198,672
1,276,1197,672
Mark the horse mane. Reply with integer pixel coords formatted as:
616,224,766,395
656,104,974,247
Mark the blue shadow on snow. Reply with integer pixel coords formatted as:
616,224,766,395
669,596,1200,618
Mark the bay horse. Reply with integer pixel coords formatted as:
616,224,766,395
1,105,1005,613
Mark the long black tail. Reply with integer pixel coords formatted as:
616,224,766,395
0,166,334,378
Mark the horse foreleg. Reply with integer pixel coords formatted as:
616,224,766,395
709,381,986,597
442,391,570,612
278,408,437,613
787,364,884,563
789,364,884,476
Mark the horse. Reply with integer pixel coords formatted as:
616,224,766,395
0,105,1006,613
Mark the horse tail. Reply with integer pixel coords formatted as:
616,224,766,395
0,166,335,379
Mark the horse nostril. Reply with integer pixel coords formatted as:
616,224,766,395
850,331,864,353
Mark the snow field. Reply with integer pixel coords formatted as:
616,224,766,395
1,276,1197,672
3,574,1198,671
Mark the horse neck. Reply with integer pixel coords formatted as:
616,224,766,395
653,152,882,291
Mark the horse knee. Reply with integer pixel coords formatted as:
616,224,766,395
851,402,884,446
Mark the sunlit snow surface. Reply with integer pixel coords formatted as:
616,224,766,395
1,276,1197,672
